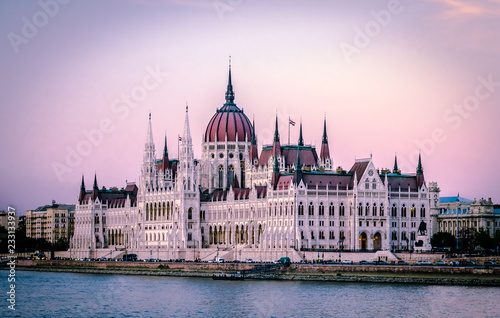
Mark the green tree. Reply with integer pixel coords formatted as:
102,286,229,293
0,225,8,253
459,227,476,255
474,227,494,251
54,237,69,251
431,232,455,248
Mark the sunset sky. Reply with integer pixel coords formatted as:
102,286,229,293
1,0,500,215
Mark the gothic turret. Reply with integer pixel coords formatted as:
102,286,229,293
79,175,86,203
393,154,400,174
272,114,281,159
162,134,170,171
91,173,99,201
249,118,259,164
416,152,425,188
141,112,157,191
319,117,331,170
298,120,304,147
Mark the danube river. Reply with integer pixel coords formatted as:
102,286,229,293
1,270,500,317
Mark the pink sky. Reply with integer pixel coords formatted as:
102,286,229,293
1,0,500,215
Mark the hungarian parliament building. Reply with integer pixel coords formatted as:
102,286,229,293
70,65,441,261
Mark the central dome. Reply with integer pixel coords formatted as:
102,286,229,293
204,66,253,143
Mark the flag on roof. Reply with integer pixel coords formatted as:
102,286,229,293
178,136,182,141
289,119,296,126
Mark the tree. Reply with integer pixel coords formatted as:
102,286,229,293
431,232,455,248
474,227,494,251
54,237,69,251
459,227,476,255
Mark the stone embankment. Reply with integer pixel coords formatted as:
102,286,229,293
12,260,500,286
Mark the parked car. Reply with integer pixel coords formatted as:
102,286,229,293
397,260,409,265
449,261,459,266
373,260,389,265
435,260,448,266
245,259,254,263
484,261,497,266
461,260,476,266
415,260,432,265
341,260,353,264
359,260,370,265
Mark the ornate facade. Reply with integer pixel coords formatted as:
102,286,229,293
70,65,439,260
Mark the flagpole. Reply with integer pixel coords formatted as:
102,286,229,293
178,135,180,161
288,116,290,145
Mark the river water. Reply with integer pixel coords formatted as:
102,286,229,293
1,270,499,317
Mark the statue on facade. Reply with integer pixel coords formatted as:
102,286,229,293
418,221,427,235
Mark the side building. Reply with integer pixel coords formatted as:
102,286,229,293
436,196,500,238
26,201,75,243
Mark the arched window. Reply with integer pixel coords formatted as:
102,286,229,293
392,231,397,240
340,203,345,216
411,204,416,218
380,203,384,216
298,202,304,216
372,203,377,216
308,203,314,216
392,204,397,217
358,203,363,216
365,203,369,216
188,207,193,220
372,178,377,190
365,178,370,190
401,204,407,217
319,202,325,216
420,205,426,218
227,165,234,188
329,203,334,216
218,165,224,188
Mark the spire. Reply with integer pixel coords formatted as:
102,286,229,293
147,112,153,146
393,154,399,174
273,114,280,143
251,118,257,145
322,116,328,144
272,113,281,159
249,118,259,163
91,173,99,201
295,146,302,170
272,145,280,189
183,104,192,144
298,119,304,147
162,133,170,171
163,134,168,158
319,116,330,161
417,152,423,175
294,146,303,185
79,175,86,203
225,56,235,105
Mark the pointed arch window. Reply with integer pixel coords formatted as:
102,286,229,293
218,165,224,188
372,178,377,190
227,165,234,188
365,178,370,190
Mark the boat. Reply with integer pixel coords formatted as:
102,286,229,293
212,272,244,280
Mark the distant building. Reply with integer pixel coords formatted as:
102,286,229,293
26,201,75,243
436,196,500,238
0,210,19,229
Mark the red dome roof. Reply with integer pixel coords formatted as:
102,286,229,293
205,104,253,142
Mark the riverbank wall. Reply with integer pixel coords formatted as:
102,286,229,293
10,259,500,286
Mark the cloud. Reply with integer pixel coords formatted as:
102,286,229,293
426,0,500,20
